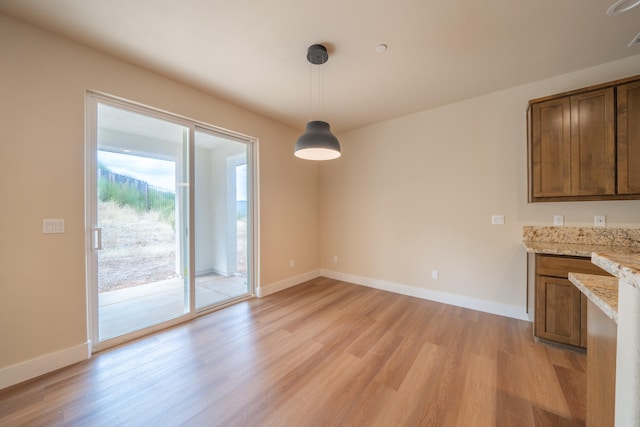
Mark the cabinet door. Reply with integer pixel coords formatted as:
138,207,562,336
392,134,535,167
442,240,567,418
570,88,616,196
535,276,582,346
618,81,640,195
580,293,587,348
530,97,571,198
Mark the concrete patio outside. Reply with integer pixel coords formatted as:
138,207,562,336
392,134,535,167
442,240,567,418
98,274,249,340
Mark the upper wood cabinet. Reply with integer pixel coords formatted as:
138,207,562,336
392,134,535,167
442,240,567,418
570,88,616,197
528,75,640,202
530,97,571,198
618,80,640,195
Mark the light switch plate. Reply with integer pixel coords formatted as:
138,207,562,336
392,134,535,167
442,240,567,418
594,215,606,227
491,215,505,225
553,215,564,226
43,219,65,234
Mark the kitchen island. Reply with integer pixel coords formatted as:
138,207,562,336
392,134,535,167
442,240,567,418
590,252,640,427
569,272,618,426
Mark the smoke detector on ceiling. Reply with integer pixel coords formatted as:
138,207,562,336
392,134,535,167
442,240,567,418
607,0,640,15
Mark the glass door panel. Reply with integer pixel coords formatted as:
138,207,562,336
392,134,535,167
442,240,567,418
194,128,250,310
95,102,189,341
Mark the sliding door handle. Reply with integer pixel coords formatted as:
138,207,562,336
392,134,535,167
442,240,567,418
94,227,103,250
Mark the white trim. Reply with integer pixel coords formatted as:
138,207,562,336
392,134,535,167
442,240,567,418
0,342,91,390
257,269,322,297
256,268,529,321
320,269,530,321
251,139,260,295
85,93,100,351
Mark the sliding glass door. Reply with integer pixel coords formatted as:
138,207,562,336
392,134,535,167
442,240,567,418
86,94,256,350
194,128,251,310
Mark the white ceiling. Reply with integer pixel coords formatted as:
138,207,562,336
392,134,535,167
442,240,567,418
1,0,639,132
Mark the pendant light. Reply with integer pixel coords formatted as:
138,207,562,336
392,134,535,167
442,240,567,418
294,44,341,161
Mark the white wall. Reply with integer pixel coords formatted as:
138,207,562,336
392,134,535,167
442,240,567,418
321,54,640,319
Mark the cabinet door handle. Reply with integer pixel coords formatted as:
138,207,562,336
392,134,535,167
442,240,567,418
94,227,103,250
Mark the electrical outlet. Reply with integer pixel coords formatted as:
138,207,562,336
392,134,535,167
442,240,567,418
594,215,606,227
333,255,338,263
290,259,295,268
491,215,505,225
553,215,564,226
432,270,439,280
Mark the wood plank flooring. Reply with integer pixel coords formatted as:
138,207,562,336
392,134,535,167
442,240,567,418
0,277,586,426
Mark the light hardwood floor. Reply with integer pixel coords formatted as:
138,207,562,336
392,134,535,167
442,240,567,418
0,277,586,426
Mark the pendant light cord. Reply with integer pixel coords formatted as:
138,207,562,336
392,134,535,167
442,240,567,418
307,61,326,121
319,62,324,118
308,62,312,122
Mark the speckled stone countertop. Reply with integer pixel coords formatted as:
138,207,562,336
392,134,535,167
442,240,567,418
522,241,639,257
569,273,619,323
592,252,640,290
523,226,640,257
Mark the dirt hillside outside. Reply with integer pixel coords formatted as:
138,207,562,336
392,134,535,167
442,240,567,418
97,200,177,293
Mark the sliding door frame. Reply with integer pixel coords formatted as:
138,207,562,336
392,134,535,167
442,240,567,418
85,91,260,352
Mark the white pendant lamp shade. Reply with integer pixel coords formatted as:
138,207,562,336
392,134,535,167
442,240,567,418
294,120,341,160
294,44,341,161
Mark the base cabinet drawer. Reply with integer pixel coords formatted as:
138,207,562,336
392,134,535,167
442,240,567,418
536,254,611,278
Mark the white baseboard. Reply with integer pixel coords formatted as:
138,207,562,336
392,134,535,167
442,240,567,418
256,269,322,297
320,269,530,321
0,341,91,390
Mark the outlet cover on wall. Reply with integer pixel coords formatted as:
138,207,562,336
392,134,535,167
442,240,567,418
553,215,564,226
491,215,505,225
594,215,606,227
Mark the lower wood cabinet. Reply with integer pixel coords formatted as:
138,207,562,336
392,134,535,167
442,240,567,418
534,254,610,348
535,275,585,346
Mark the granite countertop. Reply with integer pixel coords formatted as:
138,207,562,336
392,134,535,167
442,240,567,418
522,226,640,257
592,252,640,290
569,273,619,323
522,240,639,257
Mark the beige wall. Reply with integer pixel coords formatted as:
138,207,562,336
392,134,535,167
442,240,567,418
0,14,320,370
2,8,640,384
320,53,640,315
